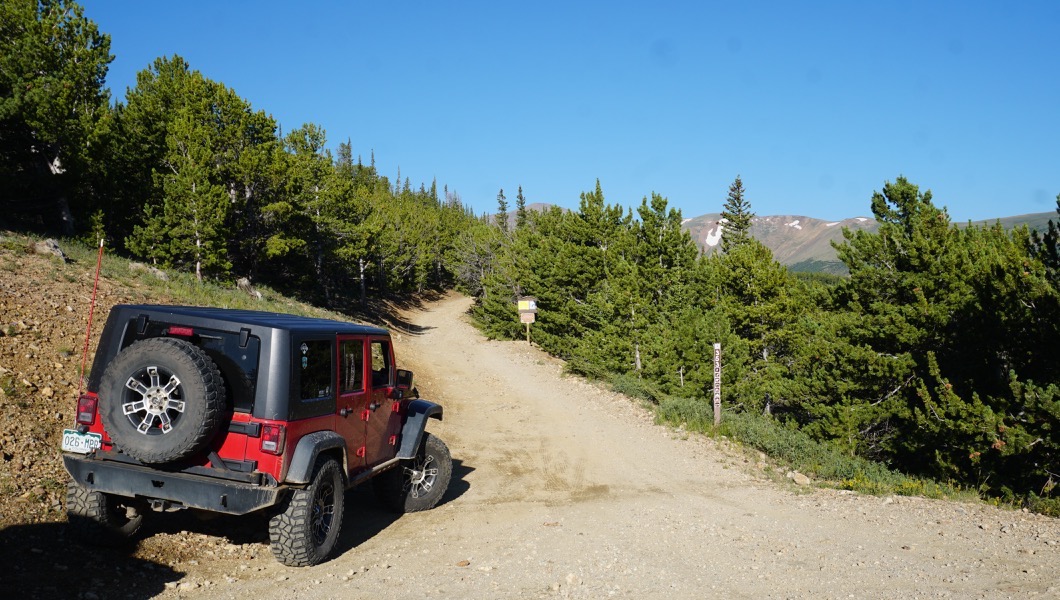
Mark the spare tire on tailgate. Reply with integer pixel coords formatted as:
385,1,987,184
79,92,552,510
99,337,226,464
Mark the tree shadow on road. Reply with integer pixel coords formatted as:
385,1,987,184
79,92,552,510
0,521,182,600
329,291,449,337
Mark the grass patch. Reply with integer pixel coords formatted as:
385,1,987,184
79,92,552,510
656,395,973,501
1026,494,1060,518
48,235,349,321
609,373,667,405
564,357,608,381
0,374,17,398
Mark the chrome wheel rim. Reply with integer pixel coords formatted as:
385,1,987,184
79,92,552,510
122,366,185,435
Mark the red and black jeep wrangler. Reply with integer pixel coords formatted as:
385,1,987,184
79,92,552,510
61,305,451,566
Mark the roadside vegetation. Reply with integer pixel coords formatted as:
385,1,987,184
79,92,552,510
467,178,1060,517
3,1,1058,516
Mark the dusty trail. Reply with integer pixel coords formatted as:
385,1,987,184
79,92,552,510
155,292,1057,600
12,292,1054,599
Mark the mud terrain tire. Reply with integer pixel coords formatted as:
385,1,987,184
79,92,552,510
374,433,452,513
269,457,345,567
99,337,226,464
66,481,144,545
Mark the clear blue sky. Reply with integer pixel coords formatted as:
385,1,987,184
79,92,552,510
83,1,1058,222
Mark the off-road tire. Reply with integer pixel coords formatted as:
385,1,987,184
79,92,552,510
269,457,345,567
99,337,226,464
65,481,144,546
374,433,452,513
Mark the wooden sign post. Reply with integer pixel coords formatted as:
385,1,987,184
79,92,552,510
713,343,722,426
517,297,538,344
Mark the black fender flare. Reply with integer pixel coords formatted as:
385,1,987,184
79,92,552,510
284,430,347,484
396,399,443,460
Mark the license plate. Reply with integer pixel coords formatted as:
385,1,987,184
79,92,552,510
61,429,102,454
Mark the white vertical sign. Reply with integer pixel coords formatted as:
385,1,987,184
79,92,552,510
713,343,722,426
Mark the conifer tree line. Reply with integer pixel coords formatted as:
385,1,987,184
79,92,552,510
466,176,1060,505
1,0,482,306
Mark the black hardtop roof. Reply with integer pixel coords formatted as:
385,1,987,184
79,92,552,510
114,304,389,336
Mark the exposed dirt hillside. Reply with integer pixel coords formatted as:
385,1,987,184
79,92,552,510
0,238,175,529
2,234,1059,599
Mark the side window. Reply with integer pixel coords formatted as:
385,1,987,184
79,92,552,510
370,341,391,388
340,339,364,394
298,340,333,401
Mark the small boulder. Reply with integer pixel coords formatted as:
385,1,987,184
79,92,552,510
129,262,170,281
236,277,263,300
32,239,67,261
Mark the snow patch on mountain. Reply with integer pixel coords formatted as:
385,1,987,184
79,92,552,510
786,220,802,230
825,222,840,227
856,217,868,222
704,222,724,247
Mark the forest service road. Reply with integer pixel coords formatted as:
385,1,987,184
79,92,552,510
16,292,1055,599
151,293,1060,600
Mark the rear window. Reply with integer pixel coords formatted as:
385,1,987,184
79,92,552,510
299,340,333,400
289,338,336,420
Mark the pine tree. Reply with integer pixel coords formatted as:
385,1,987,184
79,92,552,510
1030,193,1060,288
496,188,509,235
0,0,113,234
720,175,754,253
824,176,1060,493
128,102,232,281
515,186,528,229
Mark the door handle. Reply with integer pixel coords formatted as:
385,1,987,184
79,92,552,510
339,407,353,417
369,402,381,411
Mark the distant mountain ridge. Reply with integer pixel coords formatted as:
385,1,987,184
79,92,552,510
682,214,878,274
682,211,1055,274
505,203,1055,274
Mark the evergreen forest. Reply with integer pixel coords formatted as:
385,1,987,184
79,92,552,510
3,1,1059,510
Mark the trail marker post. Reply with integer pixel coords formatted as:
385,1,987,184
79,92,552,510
517,297,538,344
713,343,722,426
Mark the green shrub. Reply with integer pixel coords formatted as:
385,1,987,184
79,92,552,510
658,395,715,431
656,397,968,500
609,373,666,405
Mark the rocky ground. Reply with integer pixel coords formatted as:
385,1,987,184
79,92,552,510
1,235,1059,599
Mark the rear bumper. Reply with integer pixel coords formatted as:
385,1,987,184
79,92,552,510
63,453,285,515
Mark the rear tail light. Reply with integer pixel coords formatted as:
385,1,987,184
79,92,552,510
167,326,194,337
260,424,285,455
76,394,98,425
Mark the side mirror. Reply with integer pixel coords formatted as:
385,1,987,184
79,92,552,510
395,369,414,390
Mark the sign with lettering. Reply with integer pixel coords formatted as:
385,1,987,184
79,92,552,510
713,343,722,426
517,297,538,313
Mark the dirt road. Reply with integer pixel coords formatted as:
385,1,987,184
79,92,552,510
9,293,1060,599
